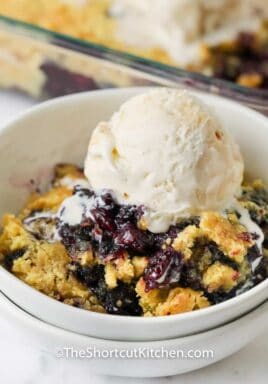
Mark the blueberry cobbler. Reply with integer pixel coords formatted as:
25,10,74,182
0,89,267,317
0,1,267,99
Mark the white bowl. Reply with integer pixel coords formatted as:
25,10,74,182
0,291,267,377
0,88,267,341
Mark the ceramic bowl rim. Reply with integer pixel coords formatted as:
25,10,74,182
0,87,267,326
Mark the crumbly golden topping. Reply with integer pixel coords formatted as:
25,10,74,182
0,215,94,303
202,261,239,292
200,212,253,263
136,278,209,317
0,164,267,317
172,212,253,264
172,225,203,260
0,0,173,65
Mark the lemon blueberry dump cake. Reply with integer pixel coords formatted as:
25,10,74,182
0,89,267,316
0,0,268,95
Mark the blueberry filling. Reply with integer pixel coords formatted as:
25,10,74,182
57,188,200,261
41,62,99,98
143,247,183,291
56,187,267,299
210,31,268,89
57,188,168,259
58,222,92,257
7,168,266,318
73,263,142,316
4,248,26,271
206,243,239,271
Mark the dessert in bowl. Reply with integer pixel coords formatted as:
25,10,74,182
0,88,267,341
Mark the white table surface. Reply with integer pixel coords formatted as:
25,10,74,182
0,90,267,384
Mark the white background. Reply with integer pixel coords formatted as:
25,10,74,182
0,90,267,383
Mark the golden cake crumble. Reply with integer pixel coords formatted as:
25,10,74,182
0,164,267,317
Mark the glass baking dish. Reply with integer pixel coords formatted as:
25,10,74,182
0,14,267,115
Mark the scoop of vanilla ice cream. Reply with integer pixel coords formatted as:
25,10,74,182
84,89,244,233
